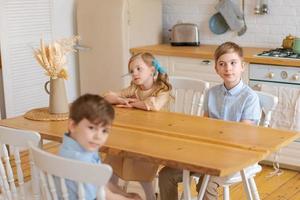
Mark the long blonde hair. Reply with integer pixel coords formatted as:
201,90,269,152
128,52,172,96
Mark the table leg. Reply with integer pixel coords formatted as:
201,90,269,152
197,174,210,200
240,169,253,200
183,170,192,200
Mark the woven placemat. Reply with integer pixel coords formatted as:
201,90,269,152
24,107,69,121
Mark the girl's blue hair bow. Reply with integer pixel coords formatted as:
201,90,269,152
152,59,167,74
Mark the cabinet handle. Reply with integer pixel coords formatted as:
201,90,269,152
254,84,262,90
201,60,211,65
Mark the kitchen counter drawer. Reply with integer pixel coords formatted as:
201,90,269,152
155,55,248,87
169,57,221,86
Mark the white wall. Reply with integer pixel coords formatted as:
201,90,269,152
162,0,300,48
53,0,78,102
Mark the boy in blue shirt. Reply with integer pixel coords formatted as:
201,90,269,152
58,94,141,200
158,42,261,200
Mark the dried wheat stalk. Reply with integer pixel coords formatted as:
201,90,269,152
33,35,80,79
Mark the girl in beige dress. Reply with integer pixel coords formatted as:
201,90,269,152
104,52,173,200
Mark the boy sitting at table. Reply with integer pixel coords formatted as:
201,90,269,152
57,94,141,200
158,42,261,200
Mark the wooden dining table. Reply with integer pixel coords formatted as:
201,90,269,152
0,107,299,200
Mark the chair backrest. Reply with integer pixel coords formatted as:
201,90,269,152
255,91,279,127
30,145,112,200
0,126,41,200
169,76,210,116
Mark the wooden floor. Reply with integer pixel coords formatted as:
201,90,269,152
184,166,300,200
128,163,300,200
16,142,300,200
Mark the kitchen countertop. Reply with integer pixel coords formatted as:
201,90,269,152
130,44,300,67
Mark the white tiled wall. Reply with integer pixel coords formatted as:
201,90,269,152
162,0,300,48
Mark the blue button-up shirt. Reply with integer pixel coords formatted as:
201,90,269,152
56,133,101,200
203,80,261,123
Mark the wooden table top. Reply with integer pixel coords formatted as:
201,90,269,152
0,107,299,176
113,108,299,153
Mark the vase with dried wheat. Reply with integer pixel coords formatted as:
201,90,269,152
34,36,79,114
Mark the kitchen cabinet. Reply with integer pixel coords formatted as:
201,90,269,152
155,55,249,87
155,55,170,73
130,44,300,67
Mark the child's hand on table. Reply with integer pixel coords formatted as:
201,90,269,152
116,98,138,108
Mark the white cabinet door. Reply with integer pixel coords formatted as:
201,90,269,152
155,55,170,74
0,0,54,118
164,56,249,87
0,0,76,118
168,56,222,87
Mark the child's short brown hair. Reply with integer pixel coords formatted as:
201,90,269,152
69,94,115,125
214,42,243,62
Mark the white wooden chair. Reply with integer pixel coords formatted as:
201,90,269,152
169,76,210,116
194,91,279,200
0,126,41,200
168,76,210,200
29,145,112,200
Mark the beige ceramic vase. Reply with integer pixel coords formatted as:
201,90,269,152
44,78,69,114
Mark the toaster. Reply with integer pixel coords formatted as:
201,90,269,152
170,23,200,46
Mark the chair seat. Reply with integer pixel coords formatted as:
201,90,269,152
217,164,262,185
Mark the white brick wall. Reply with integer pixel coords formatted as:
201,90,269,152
163,0,300,48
